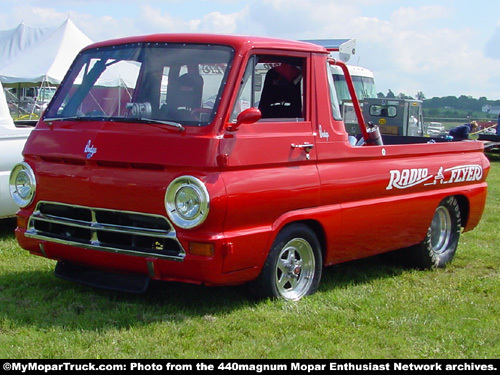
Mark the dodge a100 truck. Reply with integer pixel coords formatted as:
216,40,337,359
10,34,489,300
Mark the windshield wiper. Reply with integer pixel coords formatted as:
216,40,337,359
135,118,185,132
44,116,87,123
43,116,91,126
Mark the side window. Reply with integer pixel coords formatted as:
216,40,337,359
230,56,256,120
369,105,397,117
230,54,305,122
408,103,422,135
326,62,342,121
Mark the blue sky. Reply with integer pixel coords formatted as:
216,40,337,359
1,0,499,100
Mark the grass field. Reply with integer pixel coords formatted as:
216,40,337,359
0,157,499,359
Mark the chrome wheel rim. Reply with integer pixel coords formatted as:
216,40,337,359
430,205,452,254
276,238,315,300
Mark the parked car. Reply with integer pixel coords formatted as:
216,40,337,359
0,82,32,219
425,122,446,137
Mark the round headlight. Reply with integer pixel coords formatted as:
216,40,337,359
165,176,210,229
9,162,36,208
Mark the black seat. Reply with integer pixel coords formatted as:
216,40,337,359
259,65,302,119
163,71,204,121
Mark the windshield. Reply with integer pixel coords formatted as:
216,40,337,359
44,42,234,127
332,75,377,102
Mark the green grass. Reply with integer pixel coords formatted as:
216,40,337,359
1,157,499,359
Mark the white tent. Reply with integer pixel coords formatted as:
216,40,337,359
0,19,93,87
0,23,53,69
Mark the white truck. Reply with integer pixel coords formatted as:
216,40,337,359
0,82,32,219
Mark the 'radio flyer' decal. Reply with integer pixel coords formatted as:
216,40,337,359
386,164,483,190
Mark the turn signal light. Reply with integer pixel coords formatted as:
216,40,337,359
188,242,214,257
17,215,28,229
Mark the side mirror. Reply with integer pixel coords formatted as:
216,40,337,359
227,107,261,131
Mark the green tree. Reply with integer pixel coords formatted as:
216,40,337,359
416,91,425,100
398,93,414,100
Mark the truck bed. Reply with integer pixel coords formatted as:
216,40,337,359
382,134,464,145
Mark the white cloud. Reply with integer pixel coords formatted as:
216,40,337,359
0,0,498,99
390,5,450,29
326,4,500,98
237,0,359,38
136,5,196,33
484,20,500,60
8,6,66,27
196,11,240,33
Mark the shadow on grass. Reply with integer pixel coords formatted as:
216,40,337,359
0,247,408,331
0,268,253,328
485,151,500,163
1,216,410,330
320,253,407,291
0,218,16,238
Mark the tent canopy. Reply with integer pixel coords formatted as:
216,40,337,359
0,19,92,87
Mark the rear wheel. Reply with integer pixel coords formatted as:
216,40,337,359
409,196,462,268
250,224,323,301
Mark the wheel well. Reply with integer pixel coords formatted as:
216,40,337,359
289,220,327,261
454,194,470,228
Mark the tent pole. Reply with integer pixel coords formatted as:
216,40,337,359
17,83,21,120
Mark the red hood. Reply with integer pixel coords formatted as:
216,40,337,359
22,120,221,215
24,120,219,168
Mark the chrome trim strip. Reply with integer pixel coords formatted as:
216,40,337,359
26,201,186,261
30,211,178,239
26,231,184,261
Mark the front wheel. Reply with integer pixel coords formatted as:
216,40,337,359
409,196,462,268
250,224,323,301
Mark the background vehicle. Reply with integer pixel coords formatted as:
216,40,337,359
362,98,423,136
331,64,376,103
425,121,446,137
0,81,32,218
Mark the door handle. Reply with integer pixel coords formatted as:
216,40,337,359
291,143,314,159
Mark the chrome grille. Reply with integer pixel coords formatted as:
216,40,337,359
26,201,185,260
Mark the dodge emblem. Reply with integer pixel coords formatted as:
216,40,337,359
84,140,97,159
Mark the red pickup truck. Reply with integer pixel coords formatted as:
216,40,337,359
10,34,490,300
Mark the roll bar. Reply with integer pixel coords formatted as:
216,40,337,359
302,39,356,62
328,58,371,143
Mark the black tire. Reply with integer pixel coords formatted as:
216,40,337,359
408,196,462,269
249,224,323,301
